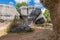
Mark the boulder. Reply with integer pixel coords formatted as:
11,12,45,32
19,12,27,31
10,23,31,33
0,4,19,21
35,17,45,24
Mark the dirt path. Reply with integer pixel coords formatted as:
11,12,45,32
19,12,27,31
0,24,53,40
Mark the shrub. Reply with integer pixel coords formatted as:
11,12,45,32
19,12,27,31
44,10,51,23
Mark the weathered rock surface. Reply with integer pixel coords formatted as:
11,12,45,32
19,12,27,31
0,4,19,21
18,6,46,25
35,17,45,24
10,23,32,33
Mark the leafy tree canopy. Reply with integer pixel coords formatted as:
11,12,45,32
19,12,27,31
16,2,28,9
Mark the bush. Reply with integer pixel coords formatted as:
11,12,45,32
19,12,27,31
44,10,51,23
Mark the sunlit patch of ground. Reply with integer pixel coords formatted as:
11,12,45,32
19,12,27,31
0,22,12,37
0,23,53,40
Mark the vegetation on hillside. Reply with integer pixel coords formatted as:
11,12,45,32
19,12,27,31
16,2,28,9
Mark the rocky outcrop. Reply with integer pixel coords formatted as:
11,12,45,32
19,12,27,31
18,6,46,25
0,4,19,21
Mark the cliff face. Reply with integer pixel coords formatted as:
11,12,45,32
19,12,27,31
0,4,19,21
19,6,41,16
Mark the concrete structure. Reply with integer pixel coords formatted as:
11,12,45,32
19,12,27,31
0,4,19,21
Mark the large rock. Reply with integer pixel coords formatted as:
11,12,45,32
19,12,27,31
19,6,41,24
35,17,45,24
18,6,46,25
0,4,19,21
10,23,32,33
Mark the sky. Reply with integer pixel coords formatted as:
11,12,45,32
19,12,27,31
0,0,46,13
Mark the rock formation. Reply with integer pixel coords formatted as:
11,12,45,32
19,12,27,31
0,4,19,22
18,6,46,25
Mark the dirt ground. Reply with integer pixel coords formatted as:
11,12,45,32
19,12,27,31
0,23,53,40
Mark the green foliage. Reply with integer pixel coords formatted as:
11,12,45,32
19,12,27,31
16,2,28,9
44,10,51,23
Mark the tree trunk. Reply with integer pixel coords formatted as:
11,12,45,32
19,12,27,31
41,0,60,40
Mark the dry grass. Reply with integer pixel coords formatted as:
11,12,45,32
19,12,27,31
0,24,53,40
0,22,12,37
0,19,20,37
0,20,53,40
